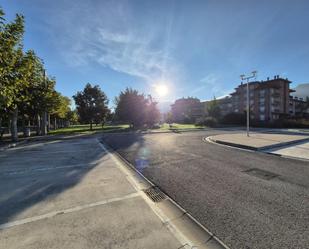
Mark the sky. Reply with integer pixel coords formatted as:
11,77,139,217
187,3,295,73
2,0,309,109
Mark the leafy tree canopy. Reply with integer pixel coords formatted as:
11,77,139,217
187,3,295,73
207,97,221,119
115,88,160,128
73,83,109,129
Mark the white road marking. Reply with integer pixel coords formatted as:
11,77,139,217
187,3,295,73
1,163,99,176
12,148,101,154
0,192,139,230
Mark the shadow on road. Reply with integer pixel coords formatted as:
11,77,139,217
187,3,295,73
101,133,147,172
0,136,108,224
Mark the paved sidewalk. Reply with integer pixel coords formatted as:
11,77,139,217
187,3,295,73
209,132,309,150
0,137,181,249
266,141,309,160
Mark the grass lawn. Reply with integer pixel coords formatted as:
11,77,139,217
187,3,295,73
159,123,203,130
48,124,130,135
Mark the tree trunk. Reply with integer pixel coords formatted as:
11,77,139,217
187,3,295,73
47,113,50,132
21,115,27,137
54,117,57,130
9,119,12,134
41,111,47,135
36,114,41,136
11,107,18,142
0,117,3,139
90,121,93,131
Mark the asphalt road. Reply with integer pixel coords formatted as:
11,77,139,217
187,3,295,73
101,130,309,249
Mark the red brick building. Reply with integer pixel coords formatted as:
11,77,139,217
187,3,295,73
230,75,295,121
170,75,308,123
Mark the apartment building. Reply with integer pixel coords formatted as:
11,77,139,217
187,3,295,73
230,75,294,121
170,75,307,123
289,96,309,117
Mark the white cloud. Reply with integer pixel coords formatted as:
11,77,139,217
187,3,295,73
46,1,178,83
95,28,170,80
190,73,233,100
191,74,222,96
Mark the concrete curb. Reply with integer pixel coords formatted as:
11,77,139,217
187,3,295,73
0,140,28,152
99,140,230,249
208,136,309,152
264,151,309,162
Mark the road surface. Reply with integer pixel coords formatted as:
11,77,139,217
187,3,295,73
101,129,309,249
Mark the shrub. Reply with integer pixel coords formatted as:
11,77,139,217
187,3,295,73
151,124,161,129
250,118,309,128
272,118,309,128
221,112,246,125
195,117,217,127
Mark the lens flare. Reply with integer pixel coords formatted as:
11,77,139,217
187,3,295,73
155,84,168,97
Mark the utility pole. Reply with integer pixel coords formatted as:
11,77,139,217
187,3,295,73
240,71,257,137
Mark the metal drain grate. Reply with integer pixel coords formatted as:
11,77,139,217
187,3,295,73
243,168,279,180
143,186,166,202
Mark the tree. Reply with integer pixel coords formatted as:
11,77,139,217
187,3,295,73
65,110,78,125
171,97,201,123
115,88,160,128
0,8,25,141
0,7,72,141
73,83,109,130
145,95,160,127
207,97,221,119
165,112,173,124
50,94,71,129
115,88,146,128
18,51,57,135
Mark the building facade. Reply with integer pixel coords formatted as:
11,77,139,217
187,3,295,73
289,96,309,117
230,75,294,121
170,75,308,123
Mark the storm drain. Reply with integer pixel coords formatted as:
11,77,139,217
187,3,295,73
143,186,166,202
243,168,279,180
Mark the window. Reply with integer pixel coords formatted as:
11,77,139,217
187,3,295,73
260,114,265,121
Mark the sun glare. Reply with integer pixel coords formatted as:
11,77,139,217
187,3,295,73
155,84,169,97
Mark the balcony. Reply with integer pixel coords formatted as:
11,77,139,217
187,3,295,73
271,101,280,106
271,92,280,98
272,109,280,113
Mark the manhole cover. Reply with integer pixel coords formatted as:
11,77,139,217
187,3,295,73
143,186,166,202
243,168,279,180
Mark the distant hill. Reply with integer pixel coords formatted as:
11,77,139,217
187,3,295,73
291,83,309,100
157,101,172,114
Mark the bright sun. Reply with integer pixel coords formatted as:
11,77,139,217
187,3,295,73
155,84,169,97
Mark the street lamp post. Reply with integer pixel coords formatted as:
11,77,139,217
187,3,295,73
240,71,257,137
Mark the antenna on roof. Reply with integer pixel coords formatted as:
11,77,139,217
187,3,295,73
252,70,257,80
